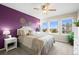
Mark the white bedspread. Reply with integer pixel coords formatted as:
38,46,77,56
38,35,55,54
31,32,49,37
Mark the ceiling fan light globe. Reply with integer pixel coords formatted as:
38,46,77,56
43,10,47,14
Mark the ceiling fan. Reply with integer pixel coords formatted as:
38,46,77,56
33,3,56,14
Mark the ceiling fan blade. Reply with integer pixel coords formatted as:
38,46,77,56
48,9,56,11
33,8,39,10
45,3,50,6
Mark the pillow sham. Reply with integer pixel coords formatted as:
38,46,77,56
17,26,33,36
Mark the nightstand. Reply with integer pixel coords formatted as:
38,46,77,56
4,37,17,52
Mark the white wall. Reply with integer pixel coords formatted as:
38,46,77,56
74,11,79,55
77,11,79,19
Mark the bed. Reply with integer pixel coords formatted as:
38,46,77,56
17,27,55,54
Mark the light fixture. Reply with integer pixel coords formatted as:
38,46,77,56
3,28,11,38
43,10,47,14
34,3,56,14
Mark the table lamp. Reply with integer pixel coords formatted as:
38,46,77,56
3,28,11,38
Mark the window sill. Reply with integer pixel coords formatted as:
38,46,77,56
48,32,69,36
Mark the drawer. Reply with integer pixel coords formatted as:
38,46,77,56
5,39,17,44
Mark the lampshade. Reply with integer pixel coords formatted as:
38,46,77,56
3,29,10,35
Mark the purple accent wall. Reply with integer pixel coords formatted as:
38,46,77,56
0,4,40,49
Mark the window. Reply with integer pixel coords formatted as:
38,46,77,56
50,21,58,33
62,18,72,33
41,22,48,32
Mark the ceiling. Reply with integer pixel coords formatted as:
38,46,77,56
1,3,79,20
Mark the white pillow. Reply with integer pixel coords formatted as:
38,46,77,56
17,26,33,36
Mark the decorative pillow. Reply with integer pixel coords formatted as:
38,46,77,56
26,30,32,35
17,29,27,36
17,26,33,36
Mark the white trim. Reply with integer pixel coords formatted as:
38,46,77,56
48,33,59,35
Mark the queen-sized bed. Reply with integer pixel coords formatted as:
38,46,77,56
17,27,55,55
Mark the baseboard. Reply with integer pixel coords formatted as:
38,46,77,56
55,40,68,43
0,48,5,51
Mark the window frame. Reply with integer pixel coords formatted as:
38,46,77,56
41,22,49,32
49,20,59,34
61,17,74,35
40,17,74,35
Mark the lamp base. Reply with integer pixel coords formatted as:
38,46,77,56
4,35,12,39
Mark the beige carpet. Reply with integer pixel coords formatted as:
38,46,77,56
48,42,73,55
0,42,73,55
